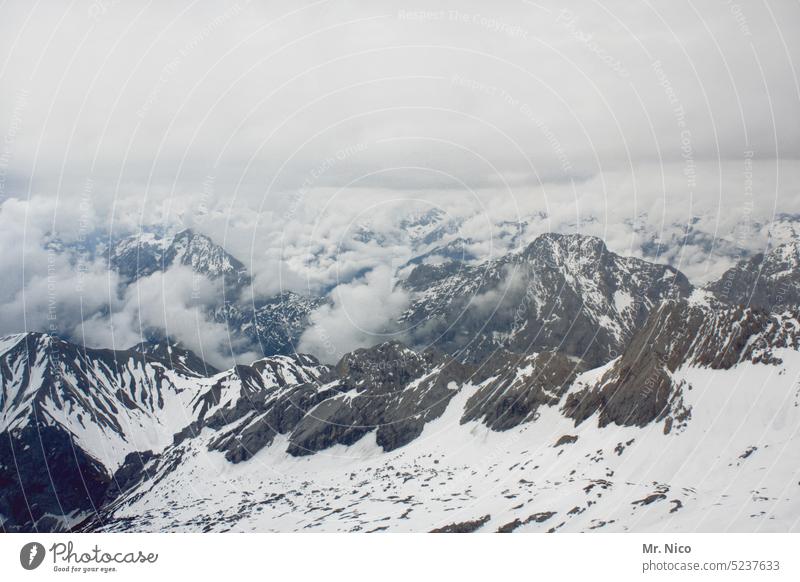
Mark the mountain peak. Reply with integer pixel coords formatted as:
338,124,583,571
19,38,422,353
105,227,249,290
401,231,691,366
129,338,219,376
526,232,609,259
708,228,800,309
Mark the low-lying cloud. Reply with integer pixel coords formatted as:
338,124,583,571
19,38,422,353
76,264,259,369
299,265,410,363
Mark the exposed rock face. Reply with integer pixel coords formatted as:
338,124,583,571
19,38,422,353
564,294,800,429
497,512,556,532
177,353,331,462
213,292,327,357
209,382,338,463
708,235,800,311
129,340,220,377
554,435,579,447
462,351,585,431
287,343,472,455
401,233,691,366
0,423,110,533
110,340,595,488
430,514,491,533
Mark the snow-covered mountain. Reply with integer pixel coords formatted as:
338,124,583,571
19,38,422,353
121,230,325,356
108,228,249,289
0,332,327,532
40,211,799,364
566,292,800,429
83,299,800,532
4,226,800,533
0,332,217,531
401,233,691,366
352,207,463,249
708,229,800,310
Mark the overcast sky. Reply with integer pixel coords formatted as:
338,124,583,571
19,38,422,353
1,0,799,360
2,0,798,211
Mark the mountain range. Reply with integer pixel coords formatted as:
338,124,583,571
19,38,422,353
2,224,800,532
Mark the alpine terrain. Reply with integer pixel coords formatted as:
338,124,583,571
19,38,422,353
2,228,800,533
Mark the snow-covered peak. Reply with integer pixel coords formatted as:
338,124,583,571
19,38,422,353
166,229,246,280
708,226,800,310
401,232,692,366
107,228,249,288
0,332,213,472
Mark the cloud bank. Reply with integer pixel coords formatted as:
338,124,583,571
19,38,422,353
0,0,798,363
299,265,410,363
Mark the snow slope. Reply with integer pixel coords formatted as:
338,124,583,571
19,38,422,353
89,350,800,532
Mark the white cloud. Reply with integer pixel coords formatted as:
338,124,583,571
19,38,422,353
299,265,409,363
76,264,260,369
0,197,120,337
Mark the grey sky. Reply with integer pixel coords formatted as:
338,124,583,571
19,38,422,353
1,1,797,203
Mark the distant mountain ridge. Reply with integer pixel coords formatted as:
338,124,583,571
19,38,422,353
39,211,800,364
707,230,800,310
107,228,250,290
44,227,324,358
401,232,691,366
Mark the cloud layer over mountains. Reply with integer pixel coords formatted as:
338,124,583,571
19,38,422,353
1,1,798,364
